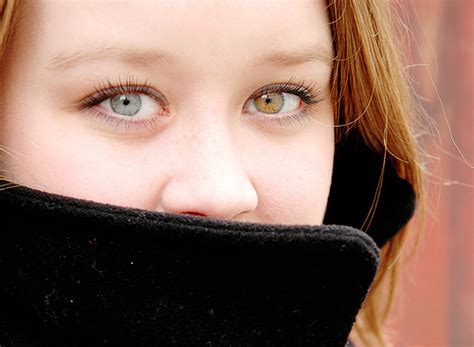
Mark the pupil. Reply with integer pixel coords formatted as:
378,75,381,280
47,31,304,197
123,98,130,106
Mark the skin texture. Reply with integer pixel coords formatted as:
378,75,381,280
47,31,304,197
0,0,335,225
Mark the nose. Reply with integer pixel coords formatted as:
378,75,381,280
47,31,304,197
159,120,258,221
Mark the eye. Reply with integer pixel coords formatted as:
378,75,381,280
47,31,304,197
247,92,301,115
75,79,170,133
109,94,142,116
99,93,164,119
242,80,324,127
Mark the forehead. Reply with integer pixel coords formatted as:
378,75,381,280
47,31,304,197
21,0,332,69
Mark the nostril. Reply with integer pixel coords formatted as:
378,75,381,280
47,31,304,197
182,211,208,217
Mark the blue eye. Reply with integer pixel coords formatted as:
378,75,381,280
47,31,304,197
98,92,164,120
110,94,142,116
77,79,169,133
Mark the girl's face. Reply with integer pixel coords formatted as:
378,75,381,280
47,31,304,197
0,0,334,225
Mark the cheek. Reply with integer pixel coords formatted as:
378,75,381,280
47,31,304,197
0,109,159,207
1,102,334,225
250,129,334,225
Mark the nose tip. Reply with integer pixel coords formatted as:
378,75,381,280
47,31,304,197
157,117,258,221
159,174,258,221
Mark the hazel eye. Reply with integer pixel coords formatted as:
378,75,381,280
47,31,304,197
248,92,301,115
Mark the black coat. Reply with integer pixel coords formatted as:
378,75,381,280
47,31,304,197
0,134,415,346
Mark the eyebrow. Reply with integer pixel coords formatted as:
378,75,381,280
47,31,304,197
47,47,176,70
258,43,333,67
47,43,333,71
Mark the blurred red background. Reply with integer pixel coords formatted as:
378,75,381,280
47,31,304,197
386,1,473,346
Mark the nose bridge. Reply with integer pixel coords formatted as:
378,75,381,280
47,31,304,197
177,94,250,182
159,111,258,220
179,105,237,170
185,119,240,184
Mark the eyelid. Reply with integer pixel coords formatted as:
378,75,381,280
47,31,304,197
74,76,321,110
241,79,325,128
246,79,323,107
72,76,324,132
73,77,169,111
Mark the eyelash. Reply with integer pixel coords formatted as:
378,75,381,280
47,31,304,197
77,76,324,131
245,79,324,127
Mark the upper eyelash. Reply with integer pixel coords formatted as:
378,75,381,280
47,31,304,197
78,76,167,109
77,76,324,114
248,78,324,106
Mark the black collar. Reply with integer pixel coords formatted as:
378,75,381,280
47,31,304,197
0,134,416,345
1,183,378,345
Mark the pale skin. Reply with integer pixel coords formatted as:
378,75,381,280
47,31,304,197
0,0,335,225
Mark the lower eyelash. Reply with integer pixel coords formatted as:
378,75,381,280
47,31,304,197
246,79,324,127
79,76,323,131
251,108,317,128
89,108,160,133
91,101,318,131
